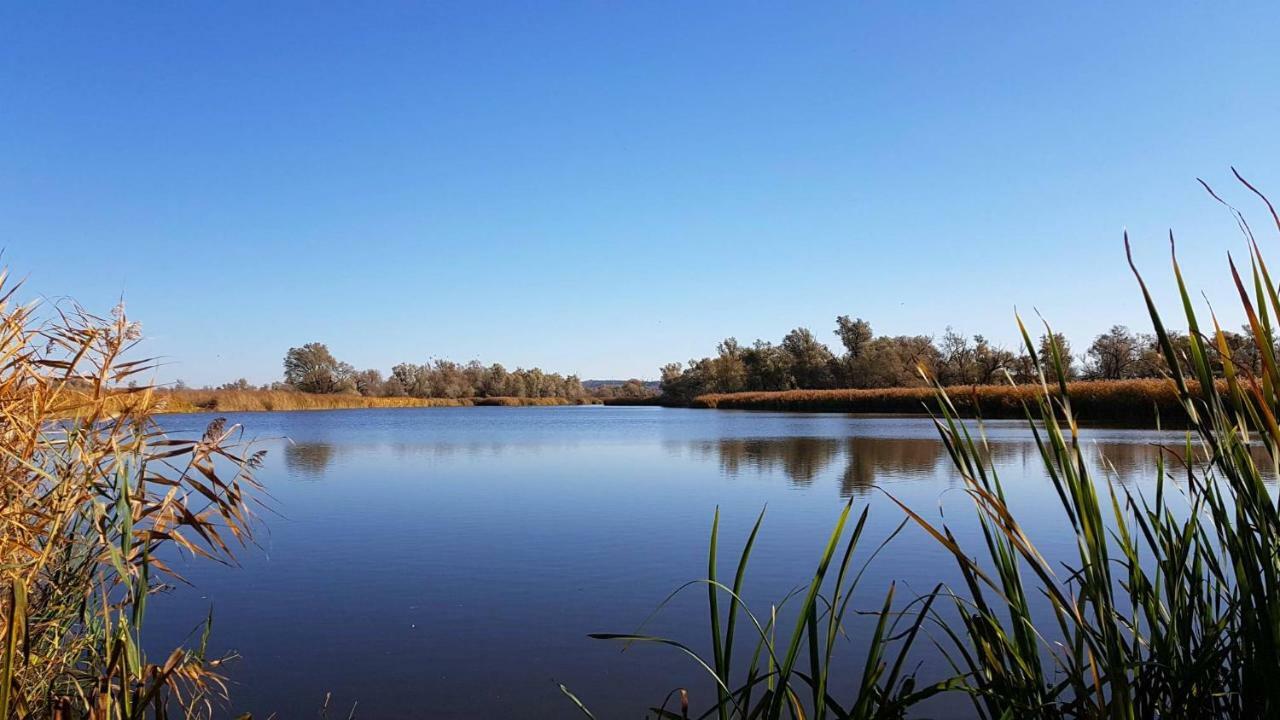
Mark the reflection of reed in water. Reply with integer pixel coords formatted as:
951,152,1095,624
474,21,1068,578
284,441,337,477
840,437,946,497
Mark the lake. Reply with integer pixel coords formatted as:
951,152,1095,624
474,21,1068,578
147,406,1186,718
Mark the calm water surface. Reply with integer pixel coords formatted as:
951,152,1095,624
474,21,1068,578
148,407,1188,718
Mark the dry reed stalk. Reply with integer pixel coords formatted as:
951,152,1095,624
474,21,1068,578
0,279,263,719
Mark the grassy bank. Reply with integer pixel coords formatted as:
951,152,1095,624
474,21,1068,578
691,378,1199,425
134,389,600,414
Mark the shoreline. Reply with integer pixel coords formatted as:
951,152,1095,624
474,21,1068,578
127,380,1200,428
689,378,1196,426
143,390,604,414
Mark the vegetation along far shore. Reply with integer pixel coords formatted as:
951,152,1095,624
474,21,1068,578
156,315,1261,424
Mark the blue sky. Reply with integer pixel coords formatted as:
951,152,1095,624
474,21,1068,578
3,3,1278,384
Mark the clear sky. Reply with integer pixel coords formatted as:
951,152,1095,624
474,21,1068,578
3,3,1278,385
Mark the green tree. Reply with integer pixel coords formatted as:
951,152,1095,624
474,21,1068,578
834,316,874,386
852,335,937,388
709,338,748,393
834,316,873,358
659,362,697,402
1039,332,1076,379
283,342,353,393
742,341,794,391
781,328,836,389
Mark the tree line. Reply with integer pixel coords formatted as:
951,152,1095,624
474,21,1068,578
658,316,1266,403
175,343,601,399
189,321,1266,404
272,342,593,399
190,345,659,400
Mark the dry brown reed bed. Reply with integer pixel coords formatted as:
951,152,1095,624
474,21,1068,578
126,390,600,414
692,378,1205,425
599,396,665,406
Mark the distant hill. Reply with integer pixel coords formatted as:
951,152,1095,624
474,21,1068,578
582,379,660,390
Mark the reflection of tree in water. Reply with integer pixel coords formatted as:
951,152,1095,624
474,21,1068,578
1086,442,1163,485
285,442,336,477
1089,440,1272,485
840,437,945,497
713,438,842,486
699,433,1272,498
844,438,1172,492
990,439,1217,486
281,438,541,478
709,436,945,492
